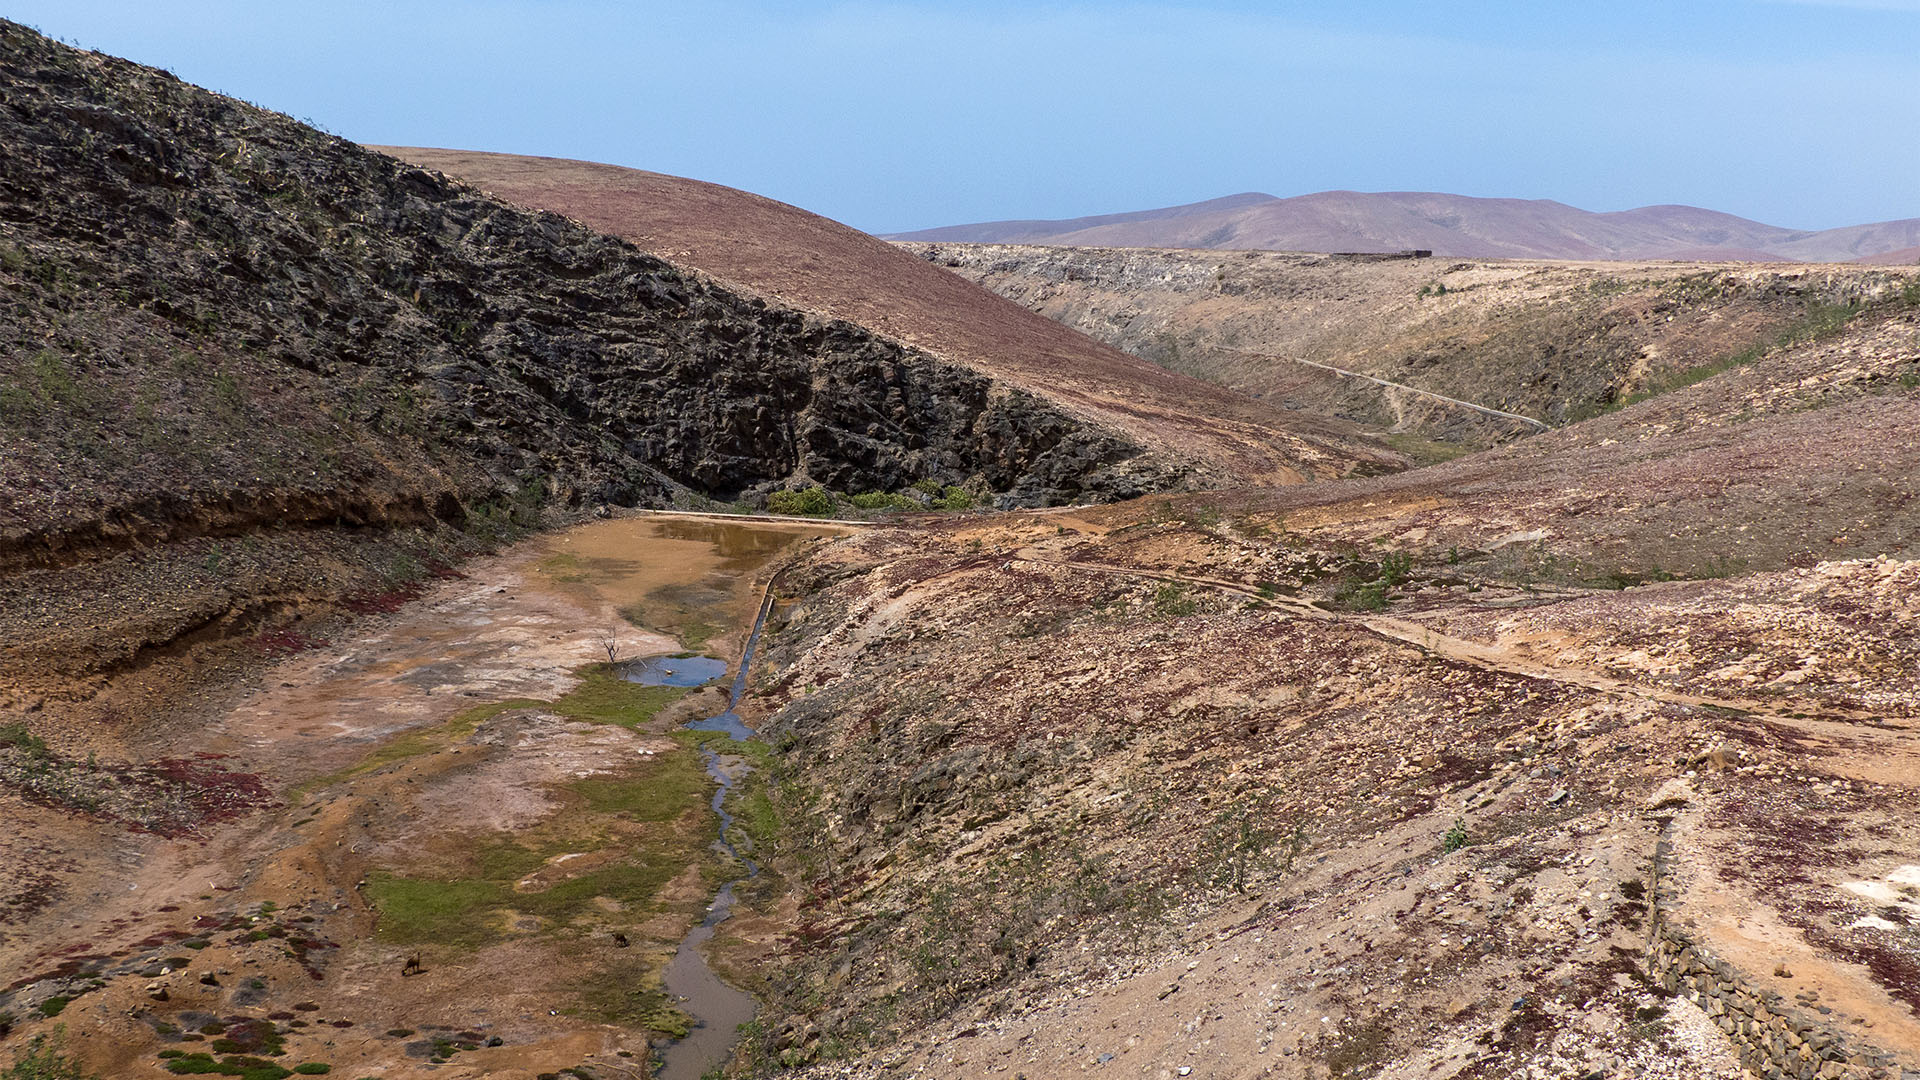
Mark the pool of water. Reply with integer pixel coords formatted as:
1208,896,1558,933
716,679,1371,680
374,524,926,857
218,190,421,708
620,654,728,687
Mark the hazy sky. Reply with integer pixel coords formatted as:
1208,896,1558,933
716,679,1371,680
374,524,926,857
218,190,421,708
11,1,1920,233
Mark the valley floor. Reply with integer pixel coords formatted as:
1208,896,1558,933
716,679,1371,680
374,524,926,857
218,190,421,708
0,516,837,1079
2,496,1917,1080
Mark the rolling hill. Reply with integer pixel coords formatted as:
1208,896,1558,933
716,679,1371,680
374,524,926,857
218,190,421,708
890,189,1920,263
376,148,1401,487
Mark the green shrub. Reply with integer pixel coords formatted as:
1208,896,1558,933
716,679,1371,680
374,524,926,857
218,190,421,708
932,485,975,511
1152,583,1197,618
1443,818,1471,853
766,486,835,517
161,1054,291,1080
849,491,914,511
0,723,50,759
293,1066,332,1076
3,1030,97,1080
1332,551,1411,612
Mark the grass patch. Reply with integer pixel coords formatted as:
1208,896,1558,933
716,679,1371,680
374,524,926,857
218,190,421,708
569,732,710,819
574,959,692,1035
290,698,541,798
548,666,688,729
360,876,506,947
365,825,710,948
676,618,719,650
297,668,684,797
364,723,716,948
1379,431,1477,466
733,781,780,851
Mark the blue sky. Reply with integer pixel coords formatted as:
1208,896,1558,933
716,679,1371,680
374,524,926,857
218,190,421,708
10,1,1920,232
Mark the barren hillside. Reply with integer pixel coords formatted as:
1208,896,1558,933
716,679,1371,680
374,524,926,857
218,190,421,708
732,295,1920,1079
904,243,1920,451
376,148,1400,488
0,19,1398,739
3,18,1918,1080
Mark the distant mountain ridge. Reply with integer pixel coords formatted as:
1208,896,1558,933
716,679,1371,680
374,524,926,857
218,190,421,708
889,190,1920,263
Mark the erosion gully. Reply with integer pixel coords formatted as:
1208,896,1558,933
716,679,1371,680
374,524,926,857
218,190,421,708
563,513,839,1078
625,575,782,1080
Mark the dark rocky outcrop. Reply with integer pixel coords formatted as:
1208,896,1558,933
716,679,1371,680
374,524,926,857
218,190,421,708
0,20,1179,573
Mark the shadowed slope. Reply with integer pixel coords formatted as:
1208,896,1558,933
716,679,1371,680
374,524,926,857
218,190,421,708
377,148,1404,486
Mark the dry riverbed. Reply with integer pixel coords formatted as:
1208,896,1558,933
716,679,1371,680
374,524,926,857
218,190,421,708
0,515,836,1079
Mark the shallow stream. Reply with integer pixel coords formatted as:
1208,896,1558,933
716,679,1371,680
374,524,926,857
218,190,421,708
595,519,812,1078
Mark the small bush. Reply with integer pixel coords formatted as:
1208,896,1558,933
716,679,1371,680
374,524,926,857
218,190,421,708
932,485,975,511
0,723,50,759
1152,583,1197,618
161,1054,291,1080
36,997,69,1018
766,486,835,517
849,491,914,511
1443,818,1471,853
3,1029,97,1080
293,1066,332,1076
1333,551,1411,611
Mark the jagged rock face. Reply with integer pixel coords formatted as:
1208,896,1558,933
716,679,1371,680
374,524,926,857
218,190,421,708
0,21,1173,562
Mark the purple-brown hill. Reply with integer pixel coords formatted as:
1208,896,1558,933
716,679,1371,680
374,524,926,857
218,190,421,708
378,148,1401,487
891,190,1920,263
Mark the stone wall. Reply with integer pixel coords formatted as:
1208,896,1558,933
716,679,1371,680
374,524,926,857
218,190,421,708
1647,837,1914,1080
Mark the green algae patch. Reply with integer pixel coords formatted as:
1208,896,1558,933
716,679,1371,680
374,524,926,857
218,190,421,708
536,550,589,582
549,665,688,729
573,955,692,1034
364,724,719,949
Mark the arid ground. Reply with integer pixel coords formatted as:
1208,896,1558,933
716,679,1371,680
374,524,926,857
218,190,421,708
2,18,1918,1080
